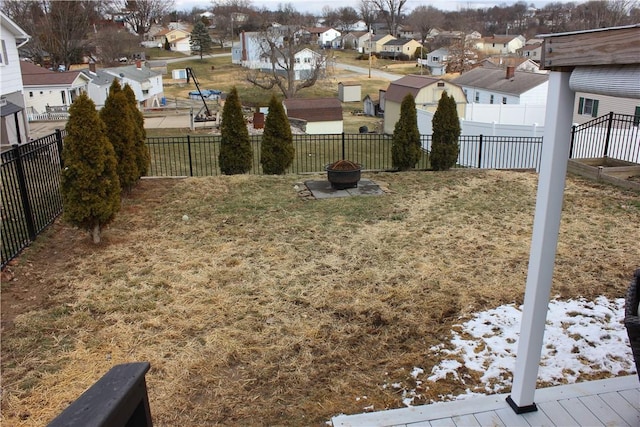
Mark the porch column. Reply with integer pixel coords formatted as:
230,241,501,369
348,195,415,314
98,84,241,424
507,70,574,413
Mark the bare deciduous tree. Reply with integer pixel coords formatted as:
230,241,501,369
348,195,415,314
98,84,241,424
246,27,326,99
369,0,407,36
91,26,140,66
407,5,444,44
110,0,174,39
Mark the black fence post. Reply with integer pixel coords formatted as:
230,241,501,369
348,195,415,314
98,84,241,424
603,111,614,158
569,125,576,159
12,144,37,241
341,132,345,160
55,129,64,168
477,135,483,168
187,134,193,176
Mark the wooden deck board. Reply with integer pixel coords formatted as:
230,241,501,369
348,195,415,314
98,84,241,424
331,376,639,427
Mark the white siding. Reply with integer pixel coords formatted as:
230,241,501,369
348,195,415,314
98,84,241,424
520,82,549,104
25,88,66,114
307,120,342,134
0,23,24,95
572,92,640,125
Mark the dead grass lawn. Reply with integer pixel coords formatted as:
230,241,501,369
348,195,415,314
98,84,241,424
1,170,638,426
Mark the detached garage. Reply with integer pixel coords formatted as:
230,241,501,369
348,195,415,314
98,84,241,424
283,98,343,134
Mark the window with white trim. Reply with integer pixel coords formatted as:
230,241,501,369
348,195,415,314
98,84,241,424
578,97,599,117
490,94,494,104
0,40,8,65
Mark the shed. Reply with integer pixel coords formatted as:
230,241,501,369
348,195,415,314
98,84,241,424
338,81,361,102
283,98,343,134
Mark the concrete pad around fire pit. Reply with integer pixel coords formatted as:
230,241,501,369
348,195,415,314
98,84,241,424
304,179,384,199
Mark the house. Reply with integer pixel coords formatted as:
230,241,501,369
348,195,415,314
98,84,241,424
283,98,343,134
260,48,324,81
452,66,549,105
153,27,192,53
475,34,525,55
234,30,283,68
364,34,395,54
397,25,420,40
20,61,91,116
0,11,30,148
306,27,341,48
380,38,422,60
341,31,368,51
519,42,542,61
570,64,640,124
383,74,466,134
476,57,542,73
338,82,361,102
425,47,450,76
101,61,164,108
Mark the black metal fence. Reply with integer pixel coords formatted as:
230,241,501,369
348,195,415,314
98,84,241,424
570,112,640,163
2,113,638,268
2,130,65,268
146,133,543,177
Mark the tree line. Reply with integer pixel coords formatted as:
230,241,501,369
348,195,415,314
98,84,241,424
2,0,637,72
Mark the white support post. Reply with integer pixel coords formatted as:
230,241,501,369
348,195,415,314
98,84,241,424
507,71,574,413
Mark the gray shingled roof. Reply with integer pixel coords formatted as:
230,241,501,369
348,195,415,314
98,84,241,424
103,64,161,83
452,67,548,95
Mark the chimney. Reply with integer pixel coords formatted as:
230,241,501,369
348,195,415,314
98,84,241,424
89,62,96,73
506,66,515,79
242,31,247,61
136,60,142,69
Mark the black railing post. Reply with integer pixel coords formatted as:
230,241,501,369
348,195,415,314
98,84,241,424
478,135,483,168
603,111,614,158
12,144,37,241
47,362,153,427
569,125,576,158
341,132,345,160
187,134,193,176
55,129,64,168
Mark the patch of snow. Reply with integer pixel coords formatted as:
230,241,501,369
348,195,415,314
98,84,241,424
424,297,633,396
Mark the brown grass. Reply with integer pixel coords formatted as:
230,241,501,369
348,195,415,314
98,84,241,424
1,171,638,426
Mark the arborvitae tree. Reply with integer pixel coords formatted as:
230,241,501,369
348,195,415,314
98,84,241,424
190,20,213,59
219,87,253,174
392,93,422,171
100,79,139,190
123,84,150,178
431,91,461,171
61,92,120,244
260,95,294,175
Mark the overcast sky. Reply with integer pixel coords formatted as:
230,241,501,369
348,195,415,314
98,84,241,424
175,0,564,15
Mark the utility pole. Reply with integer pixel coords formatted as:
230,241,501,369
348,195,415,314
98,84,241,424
368,28,373,78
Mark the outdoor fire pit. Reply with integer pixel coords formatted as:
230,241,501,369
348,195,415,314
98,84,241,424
325,160,361,190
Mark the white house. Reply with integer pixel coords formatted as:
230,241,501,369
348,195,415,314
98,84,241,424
263,48,324,81
475,34,526,55
425,47,450,76
0,11,30,147
20,61,91,116
453,66,549,105
102,61,164,108
234,31,283,68
306,27,341,48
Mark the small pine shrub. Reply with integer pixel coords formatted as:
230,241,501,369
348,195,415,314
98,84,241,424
392,93,422,171
431,91,461,171
60,93,120,244
260,95,294,175
219,87,253,174
100,79,139,190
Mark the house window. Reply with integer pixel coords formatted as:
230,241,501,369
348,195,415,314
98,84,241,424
502,97,507,104
61,91,66,105
0,40,8,65
437,82,445,87
490,94,494,104
294,57,300,63
304,57,311,63
29,92,33,98
578,97,599,117
475,92,479,102
432,56,439,62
